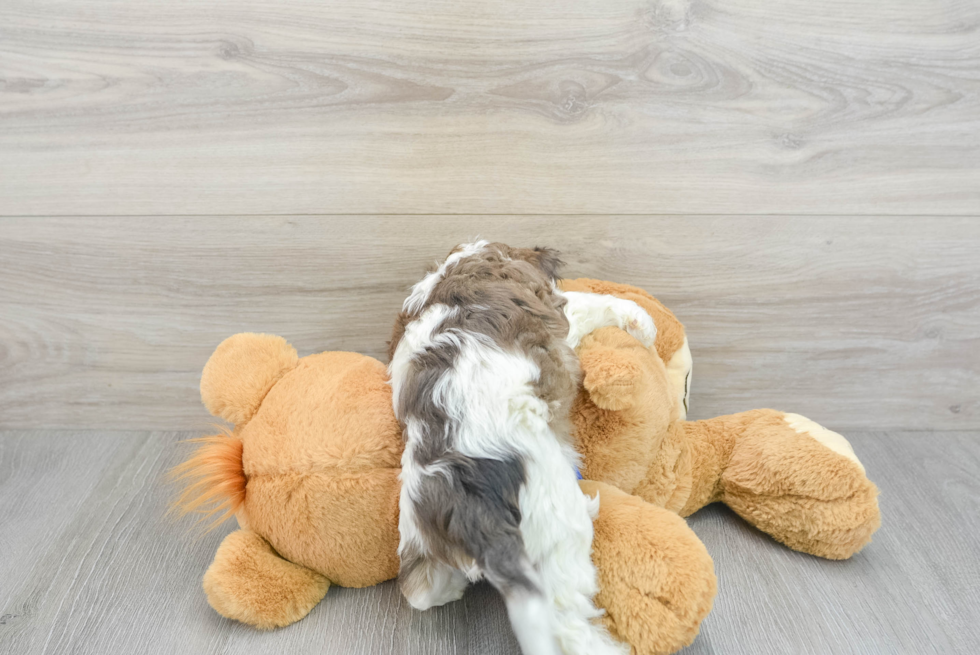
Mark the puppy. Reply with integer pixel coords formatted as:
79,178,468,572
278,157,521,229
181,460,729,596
388,241,656,655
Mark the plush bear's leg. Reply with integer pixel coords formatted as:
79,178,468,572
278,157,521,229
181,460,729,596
582,481,716,655
677,410,881,559
203,529,330,629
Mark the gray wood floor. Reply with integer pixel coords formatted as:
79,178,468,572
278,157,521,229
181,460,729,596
1,430,977,654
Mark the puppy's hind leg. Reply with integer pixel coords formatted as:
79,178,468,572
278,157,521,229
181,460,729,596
399,550,469,611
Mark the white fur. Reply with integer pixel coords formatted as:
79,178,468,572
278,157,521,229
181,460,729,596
391,287,654,655
397,552,469,611
507,591,561,655
559,290,658,349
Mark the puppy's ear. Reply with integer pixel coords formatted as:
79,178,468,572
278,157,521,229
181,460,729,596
531,246,564,280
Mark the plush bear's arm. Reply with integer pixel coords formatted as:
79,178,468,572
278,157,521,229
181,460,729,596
577,327,659,412
574,326,682,504
582,481,716,655
674,410,881,559
203,529,330,629
560,278,692,419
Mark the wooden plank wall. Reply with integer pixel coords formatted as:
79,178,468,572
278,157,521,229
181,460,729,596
1,217,977,430
1,0,978,216
1,0,978,432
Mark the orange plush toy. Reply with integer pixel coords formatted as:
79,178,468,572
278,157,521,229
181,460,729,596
175,279,879,655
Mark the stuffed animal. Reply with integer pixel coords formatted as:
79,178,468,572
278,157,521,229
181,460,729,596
174,279,880,655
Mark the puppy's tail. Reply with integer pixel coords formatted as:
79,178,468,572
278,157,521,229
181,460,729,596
488,543,627,655
482,545,560,655
484,493,627,655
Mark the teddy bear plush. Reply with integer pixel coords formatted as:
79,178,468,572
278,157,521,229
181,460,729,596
174,278,880,655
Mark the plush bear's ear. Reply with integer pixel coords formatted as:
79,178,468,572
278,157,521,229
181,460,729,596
530,246,565,280
201,333,299,426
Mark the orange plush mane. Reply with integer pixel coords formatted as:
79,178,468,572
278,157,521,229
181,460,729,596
170,432,246,529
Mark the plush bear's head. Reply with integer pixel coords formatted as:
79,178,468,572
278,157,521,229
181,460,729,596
200,334,403,587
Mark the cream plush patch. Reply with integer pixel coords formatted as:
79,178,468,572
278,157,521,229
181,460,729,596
236,510,250,531
665,337,692,420
783,413,865,472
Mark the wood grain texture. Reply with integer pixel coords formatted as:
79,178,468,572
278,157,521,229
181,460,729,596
1,0,978,215
0,430,521,655
2,216,977,431
1,430,977,654
0,431,133,614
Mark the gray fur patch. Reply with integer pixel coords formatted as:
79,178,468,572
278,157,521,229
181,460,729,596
394,338,460,463
402,455,537,594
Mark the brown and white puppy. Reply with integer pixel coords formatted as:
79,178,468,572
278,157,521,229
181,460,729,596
388,241,655,655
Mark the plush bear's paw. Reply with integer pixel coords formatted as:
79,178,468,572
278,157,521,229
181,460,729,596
782,412,865,472
203,529,330,629
581,350,645,411
720,410,881,559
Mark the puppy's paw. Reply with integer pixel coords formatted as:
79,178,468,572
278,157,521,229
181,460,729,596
616,301,657,348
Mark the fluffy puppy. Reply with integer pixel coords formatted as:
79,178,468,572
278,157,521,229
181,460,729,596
388,241,656,655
